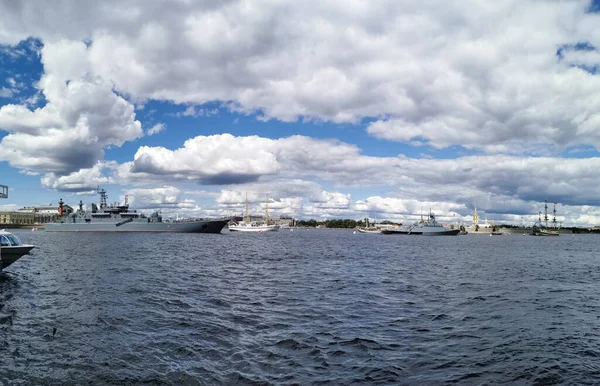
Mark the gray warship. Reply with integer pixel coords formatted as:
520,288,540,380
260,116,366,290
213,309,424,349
45,188,229,233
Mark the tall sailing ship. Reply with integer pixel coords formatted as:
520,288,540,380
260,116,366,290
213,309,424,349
45,188,229,233
531,198,560,236
229,193,280,232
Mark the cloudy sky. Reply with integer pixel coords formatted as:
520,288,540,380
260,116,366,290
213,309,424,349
2,0,600,226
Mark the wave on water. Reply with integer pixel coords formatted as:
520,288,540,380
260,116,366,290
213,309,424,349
1,230,600,384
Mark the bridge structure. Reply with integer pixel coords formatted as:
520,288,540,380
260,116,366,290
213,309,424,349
0,184,7,199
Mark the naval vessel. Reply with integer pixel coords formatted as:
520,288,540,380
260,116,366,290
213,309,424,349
45,188,229,233
381,212,460,236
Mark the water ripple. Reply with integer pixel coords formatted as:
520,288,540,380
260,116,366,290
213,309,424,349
1,230,600,383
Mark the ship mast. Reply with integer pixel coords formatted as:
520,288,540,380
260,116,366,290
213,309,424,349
552,202,558,229
245,192,249,223
99,187,108,210
544,197,549,228
266,193,269,225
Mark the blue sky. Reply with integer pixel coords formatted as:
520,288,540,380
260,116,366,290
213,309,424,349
3,0,600,226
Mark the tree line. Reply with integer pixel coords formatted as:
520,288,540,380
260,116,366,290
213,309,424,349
296,219,398,229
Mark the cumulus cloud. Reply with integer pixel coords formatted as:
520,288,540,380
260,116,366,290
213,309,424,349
126,134,280,184
110,133,600,207
0,87,13,97
147,122,165,135
116,133,375,186
40,161,115,191
171,106,219,118
0,40,144,174
2,1,600,152
216,187,351,220
5,1,600,225
126,185,191,210
310,191,351,209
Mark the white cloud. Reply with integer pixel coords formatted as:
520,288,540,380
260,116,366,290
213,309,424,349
147,122,165,135
0,87,13,97
0,41,143,175
109,133,600,219
171,106,219,118
40,161,115,191
310,191,351,209
5,1,600,226
126,186,190,209
216,186,352,220
108,133,600,207
0,40,144,174
126,133,280,184
2,1,600,152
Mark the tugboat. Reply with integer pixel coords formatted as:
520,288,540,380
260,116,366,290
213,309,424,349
531,198,560,236
0,230,35,270
45,188,229,233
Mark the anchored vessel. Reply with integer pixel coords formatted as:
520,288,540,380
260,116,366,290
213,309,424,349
229,193,280,232
531,198,560,236
382,212,460,236
45,188,229,233
0,230,35,270
356,217,383,234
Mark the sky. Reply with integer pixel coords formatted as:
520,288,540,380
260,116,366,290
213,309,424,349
2,0,600,226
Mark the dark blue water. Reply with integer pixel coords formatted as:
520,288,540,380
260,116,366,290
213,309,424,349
1,229,600,385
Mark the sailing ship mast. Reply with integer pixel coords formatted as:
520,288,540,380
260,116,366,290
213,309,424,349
544,197,549,228
552,202,558,229
245,192,249,223
265,193,269,225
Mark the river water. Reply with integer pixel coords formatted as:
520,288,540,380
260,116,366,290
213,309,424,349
1,229,599,384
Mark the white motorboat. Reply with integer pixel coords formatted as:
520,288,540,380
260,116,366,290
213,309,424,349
0,230,35,270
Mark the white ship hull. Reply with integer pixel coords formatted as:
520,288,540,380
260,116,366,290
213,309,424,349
229,224,280,232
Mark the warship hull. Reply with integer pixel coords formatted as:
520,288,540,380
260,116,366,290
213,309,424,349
45,219,229,233
382,228,460,236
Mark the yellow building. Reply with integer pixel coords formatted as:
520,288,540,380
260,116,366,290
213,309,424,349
0,211,35,225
